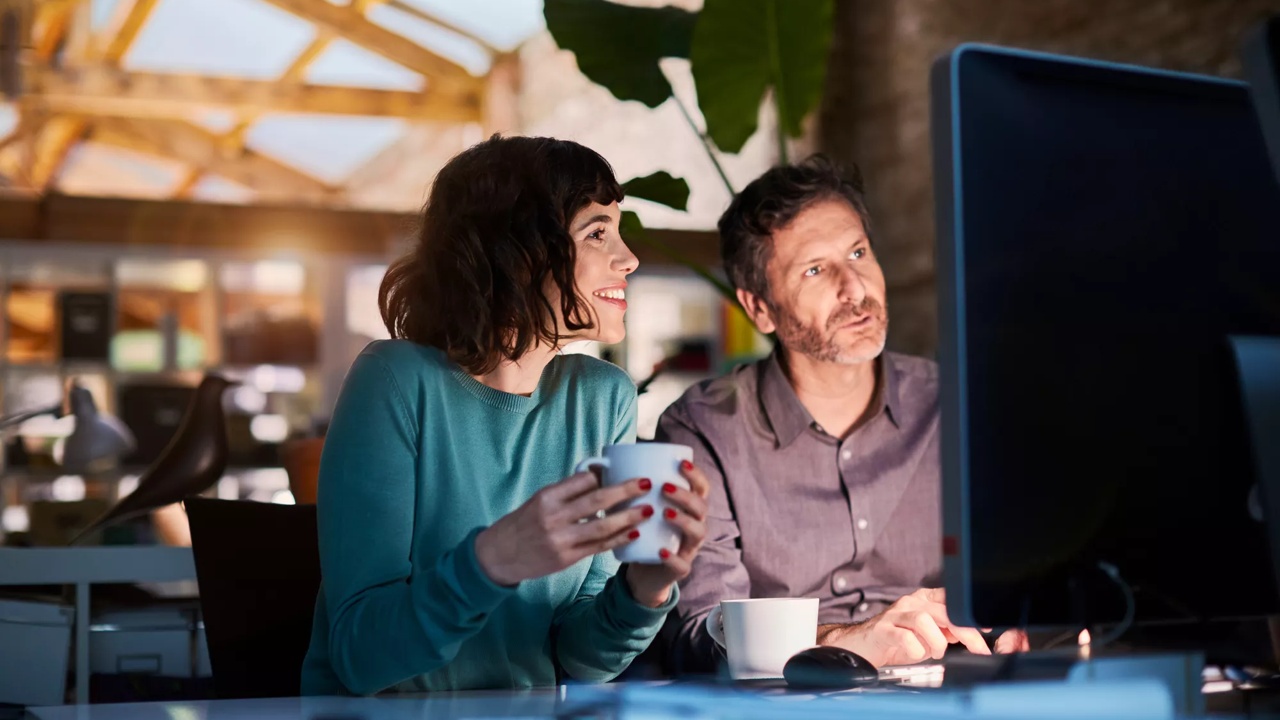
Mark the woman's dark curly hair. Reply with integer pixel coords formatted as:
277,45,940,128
379,135,624,375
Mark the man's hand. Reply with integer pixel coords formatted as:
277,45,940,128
819,588,1006,667
994,628,1030,654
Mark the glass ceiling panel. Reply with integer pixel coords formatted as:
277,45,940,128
305,40,425,91
397,0,546,51
367,4,489,77
245,114,408,184
91,0,124,32
0,103,17,139
58,142,188,198
125,0,317,78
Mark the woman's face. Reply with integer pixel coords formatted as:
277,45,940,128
562,201,638,345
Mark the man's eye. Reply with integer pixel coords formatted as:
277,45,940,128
851,248,866,260
587,229,606,242
804,266,821,277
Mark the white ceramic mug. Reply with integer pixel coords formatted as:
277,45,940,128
575,442,692,563
705,598,820,679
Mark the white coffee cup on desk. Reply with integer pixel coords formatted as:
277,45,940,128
706,598,820,679
575,442,692,564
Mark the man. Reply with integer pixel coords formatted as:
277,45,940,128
656,156,1026,673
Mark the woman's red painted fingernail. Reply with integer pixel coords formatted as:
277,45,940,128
638,478,652,491
659,549,671,559
662,483,677,494
680,460,693,472
628,530,640,540
664,508,677,520
641,505,654,518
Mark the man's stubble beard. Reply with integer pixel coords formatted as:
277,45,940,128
773,297,888,365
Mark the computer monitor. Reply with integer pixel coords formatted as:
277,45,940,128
1243,15,1280,188
931,44,1280,632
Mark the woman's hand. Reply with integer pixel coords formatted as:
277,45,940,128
624,460,711,607
475,472,653,587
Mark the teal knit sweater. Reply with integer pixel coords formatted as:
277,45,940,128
300,340,675,695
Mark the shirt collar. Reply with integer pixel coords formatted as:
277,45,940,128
759,349,903,449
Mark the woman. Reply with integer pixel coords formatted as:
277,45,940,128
300,135,710,695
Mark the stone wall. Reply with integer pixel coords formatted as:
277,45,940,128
818,0,1280,357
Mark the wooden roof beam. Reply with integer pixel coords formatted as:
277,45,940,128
89,117,339,201
27,0,163,192
255,0,482,93
24,65,483,121
102,0,161,64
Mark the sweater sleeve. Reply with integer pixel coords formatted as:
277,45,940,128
552,392,678,682
316,350,516,695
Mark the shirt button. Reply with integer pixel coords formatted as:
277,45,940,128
831,569,858,596
856,518,868,530
841,449,852,461
859,602,870,613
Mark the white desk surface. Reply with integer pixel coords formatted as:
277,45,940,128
24,678,1183,720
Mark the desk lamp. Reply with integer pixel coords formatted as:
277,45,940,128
0,381,136,474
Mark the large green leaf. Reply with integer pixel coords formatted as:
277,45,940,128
544,0,697,108
690,0,834,153
621,171,690,211
620,211,736,302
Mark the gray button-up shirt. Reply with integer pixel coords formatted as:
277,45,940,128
654,350,942,674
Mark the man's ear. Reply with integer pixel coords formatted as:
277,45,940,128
736,288,777,335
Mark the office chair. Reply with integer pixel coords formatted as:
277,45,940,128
186,498,321,698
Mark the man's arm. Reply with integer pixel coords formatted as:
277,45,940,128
654,400,750,676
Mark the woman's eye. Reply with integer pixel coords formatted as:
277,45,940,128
804,266,821,277
851,247,866,260
587,229,606,243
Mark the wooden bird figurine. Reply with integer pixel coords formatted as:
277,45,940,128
71,374,235,545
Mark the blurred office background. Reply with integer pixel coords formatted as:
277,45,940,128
0,0,1276,540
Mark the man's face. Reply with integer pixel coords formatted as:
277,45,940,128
740,198,888,364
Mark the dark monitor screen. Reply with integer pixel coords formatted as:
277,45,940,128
931,45,1280,630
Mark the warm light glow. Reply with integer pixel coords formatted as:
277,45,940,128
117,259,208,292
239,468,288,488
1078,628,1092,646
252,260,306,294
50,475,86,502
231,385,268,413
165,704,202,720
250,414,290,443
1203,680,1234,694
271,490,296,505
2,506,29,533
248,365,306,393
346,265,391,341
220,260,305,295
216,477,240,500
117,475,140,499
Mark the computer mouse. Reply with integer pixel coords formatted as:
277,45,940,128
783,646,879,689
